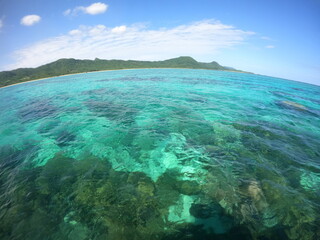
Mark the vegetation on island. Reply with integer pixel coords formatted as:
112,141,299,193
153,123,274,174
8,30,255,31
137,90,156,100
0,56,247,88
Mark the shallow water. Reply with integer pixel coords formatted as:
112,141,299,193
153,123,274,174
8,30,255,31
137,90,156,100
0,69,319,240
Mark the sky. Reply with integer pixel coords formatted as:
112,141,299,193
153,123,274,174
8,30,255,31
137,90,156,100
0,0,319,85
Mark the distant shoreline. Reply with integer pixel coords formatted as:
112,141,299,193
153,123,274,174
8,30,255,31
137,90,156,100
0,57,252,89
0,68,118,90
0,67,249,90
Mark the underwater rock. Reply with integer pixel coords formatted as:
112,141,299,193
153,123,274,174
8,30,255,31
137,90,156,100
178,181,201,196
247,181,262,200
127,171,155,197
280,100,308,111
137,181,155,197
247,180,268,209
276,100,319,117
189,203,223,219
235,180,279,230
272,90,320,105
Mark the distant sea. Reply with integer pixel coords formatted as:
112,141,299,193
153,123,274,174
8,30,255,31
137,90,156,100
0,69,319,240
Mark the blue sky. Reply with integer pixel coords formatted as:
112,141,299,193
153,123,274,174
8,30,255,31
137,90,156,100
0,0,319,85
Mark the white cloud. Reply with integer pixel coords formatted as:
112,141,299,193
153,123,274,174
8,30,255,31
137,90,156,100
89,24,106,35
6,20,254,70
64,2,108,16
111,25,127,34
0,19,3,30
265,45,275,49
21,15,41,26
84,2,108,15
63,9,71,16
69,29,82,35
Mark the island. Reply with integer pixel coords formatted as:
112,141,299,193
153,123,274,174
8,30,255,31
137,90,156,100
0,56,249,88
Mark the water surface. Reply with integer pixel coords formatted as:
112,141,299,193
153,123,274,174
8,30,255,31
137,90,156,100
0,69,319,240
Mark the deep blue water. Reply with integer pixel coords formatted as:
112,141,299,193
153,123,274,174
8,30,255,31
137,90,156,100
0,69,319,240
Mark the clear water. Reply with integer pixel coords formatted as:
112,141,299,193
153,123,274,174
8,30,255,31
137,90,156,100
0,69,319,240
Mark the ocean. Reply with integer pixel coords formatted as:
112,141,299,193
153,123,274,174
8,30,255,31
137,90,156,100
0,69,319,239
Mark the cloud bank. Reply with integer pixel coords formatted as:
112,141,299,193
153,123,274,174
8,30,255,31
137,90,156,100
20,15,41,26
7,20,254,70
64,2,108,16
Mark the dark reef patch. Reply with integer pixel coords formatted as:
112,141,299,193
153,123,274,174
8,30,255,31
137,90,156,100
18,98,59,123
81,87,109,96
55,130,76,147
190,203,224,219
84,99,139,125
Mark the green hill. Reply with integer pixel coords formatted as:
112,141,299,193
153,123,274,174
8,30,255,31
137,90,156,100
0,56,245,88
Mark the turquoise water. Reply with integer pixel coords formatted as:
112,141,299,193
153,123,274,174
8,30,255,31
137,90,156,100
0,69,319,240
